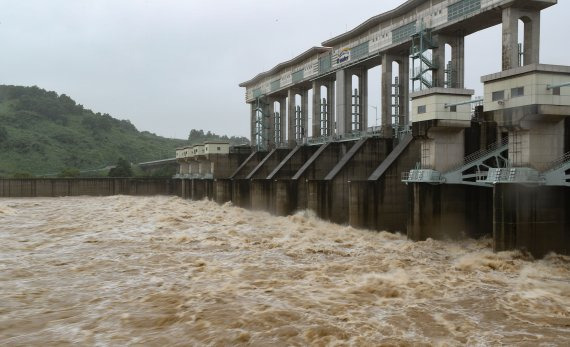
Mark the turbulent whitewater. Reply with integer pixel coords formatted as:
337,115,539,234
0,196,569,346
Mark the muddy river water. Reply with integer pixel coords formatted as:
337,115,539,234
0,196,569,346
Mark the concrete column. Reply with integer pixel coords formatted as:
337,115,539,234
502,7,540,70
335,69,352,135
432,36,446,87
312,81,322,137
523,12,540,66
214,179,232,204
180,162,189,174
502,7,519,71
189,160,199,176
398,56,410,126
508,120,564,170
287,89,297,147
451,36,465,88
301,89,309,140
250,103,257,147
421,128,466,172
279,97,287,146
381,54,394,138
198,160,211,175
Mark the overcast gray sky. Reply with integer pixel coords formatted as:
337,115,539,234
1,0,568,139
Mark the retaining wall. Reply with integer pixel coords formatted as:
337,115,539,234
0,178,181,197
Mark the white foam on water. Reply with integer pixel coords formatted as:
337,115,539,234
0,196,569,346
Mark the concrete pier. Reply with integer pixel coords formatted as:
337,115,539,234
408,184,493,241
250,179,275,212
213,178,232,204
348,135,420,232
493,184,570,257
293,141,356,211
311,138,392,224
231,179,251,208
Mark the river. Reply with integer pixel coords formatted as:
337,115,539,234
1,196,569,346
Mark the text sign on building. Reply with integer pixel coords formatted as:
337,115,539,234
337,48,351,64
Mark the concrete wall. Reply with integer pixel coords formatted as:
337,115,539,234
250,179,276,213
483,69,570,112
0,178,181,197
213,179,232,204
270,146,319,179
190,179,214,200
421,128,466,172
508,120,565,170
493,184,570,257
231,152,268,179
349,138,421,232
407,183,493,241
204,143,230,154
231,179,251,208
324,138,392,224
248,149,291,179
412,91,473,122
295,141,356,211
209,153,251,179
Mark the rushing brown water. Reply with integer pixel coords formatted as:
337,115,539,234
0,196,569,346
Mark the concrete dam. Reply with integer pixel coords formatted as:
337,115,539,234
4,0,568,259
190,0,569,258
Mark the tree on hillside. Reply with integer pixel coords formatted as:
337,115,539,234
12,172,34,178
0,126,8,143
108,158,133,177
187,128,249,146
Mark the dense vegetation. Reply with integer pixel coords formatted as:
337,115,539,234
0,85,247,177
187,129,249,146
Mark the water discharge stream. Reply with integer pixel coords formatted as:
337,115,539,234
0,196,569,346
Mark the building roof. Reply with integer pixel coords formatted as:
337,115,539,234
238,1,426,88
239,46,331,87
204,141,230,145
322,0,426,47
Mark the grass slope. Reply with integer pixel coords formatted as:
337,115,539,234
0,85,188,176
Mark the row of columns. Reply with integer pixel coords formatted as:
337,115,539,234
249,30,472,149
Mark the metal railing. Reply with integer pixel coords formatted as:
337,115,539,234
401,169,442,183
445,137,508,173
543,151,570,173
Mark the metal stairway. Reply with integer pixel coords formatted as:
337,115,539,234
410,24,437,91
443,137,509,186
253,97,269,151
541,152,570,186
402,138,509,186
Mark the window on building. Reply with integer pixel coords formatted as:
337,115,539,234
553,87,561,96
511,87,524,98
450,105,457,112
418,105,426,114
492,90,505,101
217,147,221,150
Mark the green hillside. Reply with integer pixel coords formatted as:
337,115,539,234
0,85,190,177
